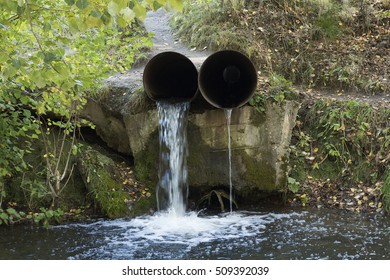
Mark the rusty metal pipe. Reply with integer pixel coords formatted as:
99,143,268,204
198,50,257,109
143,52,199,103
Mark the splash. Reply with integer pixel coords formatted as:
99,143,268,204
156,101,190,216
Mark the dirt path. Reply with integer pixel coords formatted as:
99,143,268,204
144,8,212,68
106,9,211,90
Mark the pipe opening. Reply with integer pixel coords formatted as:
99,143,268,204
199,50,257,109
143,52,199,103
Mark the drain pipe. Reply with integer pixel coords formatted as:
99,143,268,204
198,50,257,109
143,51,199,102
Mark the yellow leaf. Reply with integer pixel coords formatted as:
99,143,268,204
86,15,102,28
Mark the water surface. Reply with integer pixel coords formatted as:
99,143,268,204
0,208,388,260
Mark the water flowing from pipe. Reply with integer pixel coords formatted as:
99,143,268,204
224,108,233,213
156,101,190,217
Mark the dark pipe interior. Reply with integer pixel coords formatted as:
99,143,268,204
199,50,257,109
143,52,199,102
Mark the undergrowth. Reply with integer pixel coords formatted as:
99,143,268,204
171,0,389,93
289,99,390,211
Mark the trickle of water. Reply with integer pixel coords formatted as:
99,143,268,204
224,108,233,213
156,101,190,216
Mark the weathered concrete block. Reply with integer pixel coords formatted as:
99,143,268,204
124,101,299,193
82,98,130,155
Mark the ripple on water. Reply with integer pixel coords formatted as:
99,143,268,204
38,209,389,260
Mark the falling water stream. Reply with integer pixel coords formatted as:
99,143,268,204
224,108,233,213
156,101,190,216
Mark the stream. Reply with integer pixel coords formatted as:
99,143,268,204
1,9,388,262
1,208,389,260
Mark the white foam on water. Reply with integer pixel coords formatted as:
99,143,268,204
64,211,288,259
125,211,269,245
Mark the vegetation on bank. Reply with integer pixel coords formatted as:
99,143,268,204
289,99,389,213
172,0,389,94
0,0,182,225
172,0,390,212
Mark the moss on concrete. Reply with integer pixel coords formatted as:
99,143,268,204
133,129,160,185
78,147,129,219
238,150,277,192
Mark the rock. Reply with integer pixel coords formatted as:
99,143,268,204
82,98,131,155
81,67,156,155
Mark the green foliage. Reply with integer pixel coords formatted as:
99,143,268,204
0,91,40,178
313,11,341,40
305,100,389,176
289,99,389,202
172,0,388,93
0,207,63,228
19,172,49,210
0,0,183,213
288,177,300,194
382,168,390,212
170,0,248,51
33,207,65,229
249,74,299,113
248,93,267,113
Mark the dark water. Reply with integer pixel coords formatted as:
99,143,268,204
0,208,389,260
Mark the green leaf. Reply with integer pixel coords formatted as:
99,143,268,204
133,2,146,20
31,71,46,88
20,95,30,105
2,65,18,79
45,210,54,219
44,52,57,64
23,109,31,118
76,0,88,10
14,91,21,99
120,7,135,23
90,8,101,18
152,0,163,10
65,0,75,6
6,208,18,216
11,59,21,69
86,15,102,27
114,0,128,10
43,22,51,32
72,144,78,155
116,16,128,28
108,1,119,16
68,17,80,32
168,0,183,11
0,212,9,221
101,10,111,24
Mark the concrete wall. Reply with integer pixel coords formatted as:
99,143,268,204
123,101,299,194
